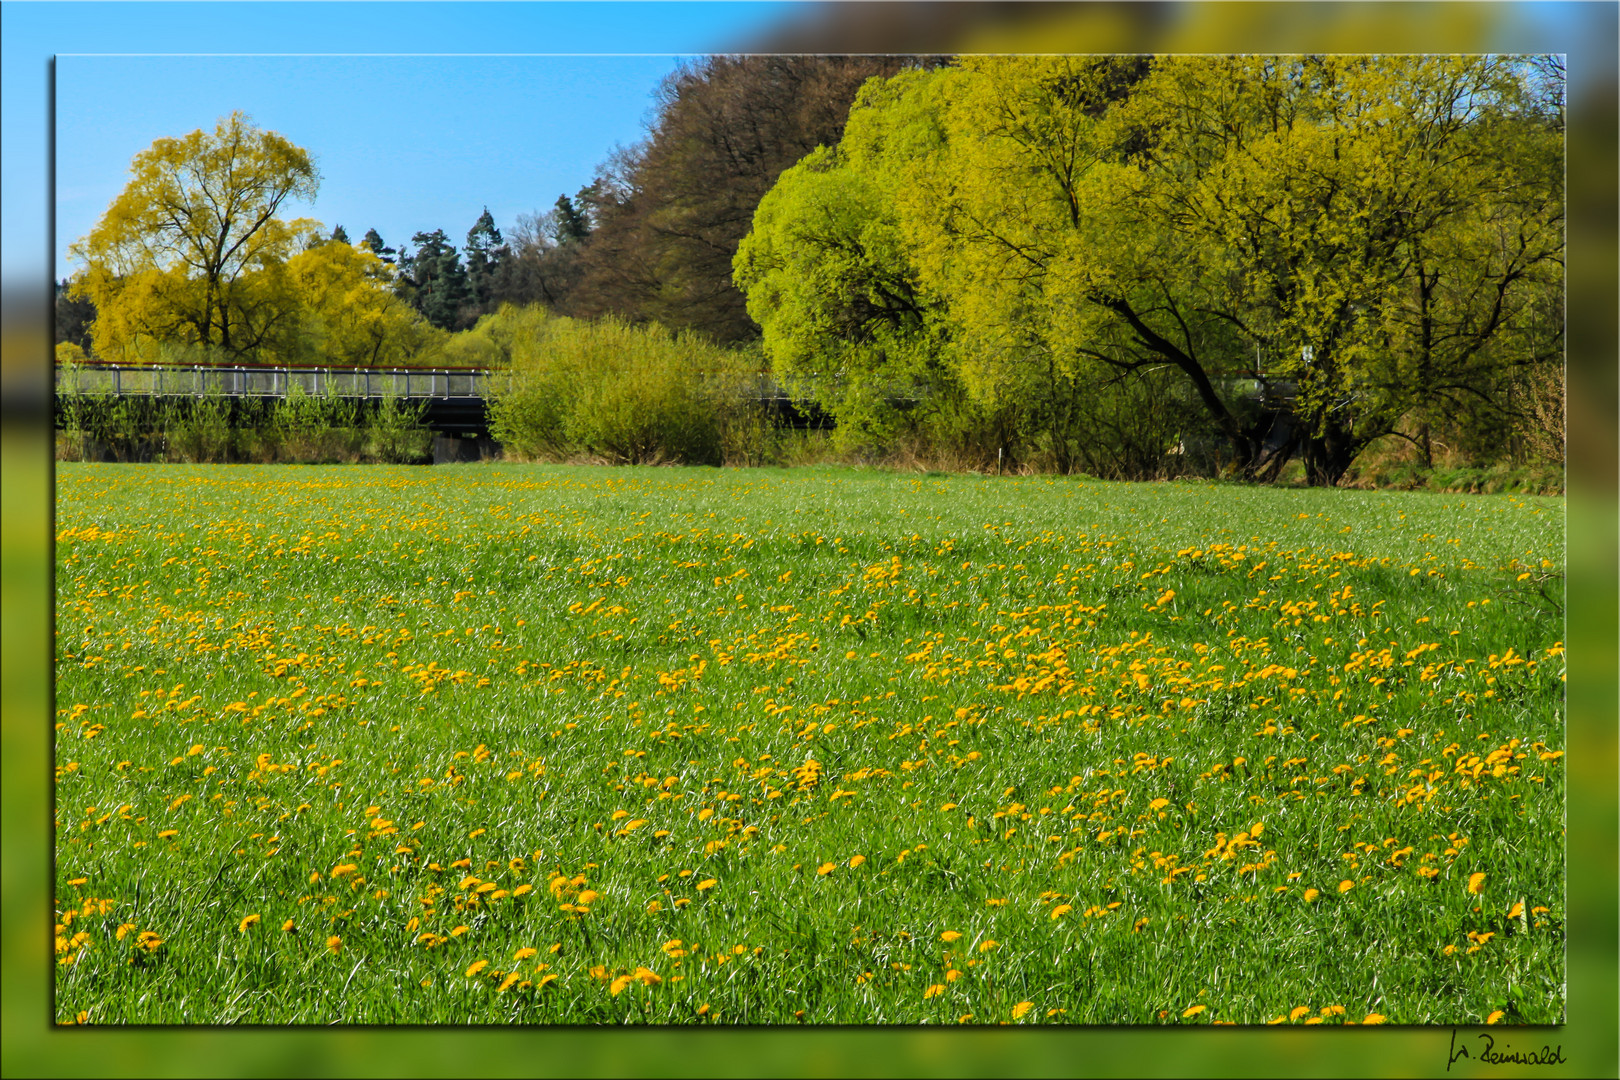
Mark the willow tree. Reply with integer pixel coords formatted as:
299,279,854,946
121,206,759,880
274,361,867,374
69,111,320,363
739,55,1563,483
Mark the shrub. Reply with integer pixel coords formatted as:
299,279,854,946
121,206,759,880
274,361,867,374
485,306,762,466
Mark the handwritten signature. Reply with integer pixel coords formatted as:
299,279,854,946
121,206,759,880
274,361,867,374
1448,1028,1566,1070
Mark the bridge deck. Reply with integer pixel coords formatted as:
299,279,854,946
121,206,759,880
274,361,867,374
56,363,491,401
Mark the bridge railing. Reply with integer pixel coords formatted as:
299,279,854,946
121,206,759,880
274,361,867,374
55,364,491,400
54,363,935,406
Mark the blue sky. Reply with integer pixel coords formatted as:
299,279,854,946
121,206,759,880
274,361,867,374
3,2,800,286
52,54,726,275
3,1,1604,291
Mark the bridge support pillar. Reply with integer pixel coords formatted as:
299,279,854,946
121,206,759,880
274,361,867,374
432,433,500,464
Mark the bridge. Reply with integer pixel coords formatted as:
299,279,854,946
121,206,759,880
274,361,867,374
55,363,493,434
53,362,840,440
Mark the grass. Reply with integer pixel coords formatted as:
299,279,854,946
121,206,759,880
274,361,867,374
53,463,1564,1025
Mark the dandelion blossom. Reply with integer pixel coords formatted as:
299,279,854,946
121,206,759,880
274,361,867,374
1011,1001,1034,1020
940,930,963,943
924,984,945,999
1337,880,1354,894
1467,872,1486,895
326,935,342,955
1303,888,1320,903
1485,1010,1505,1025
466,959,490,978
1183,1004,1207,1018
237,914,261,933
696,879,717,891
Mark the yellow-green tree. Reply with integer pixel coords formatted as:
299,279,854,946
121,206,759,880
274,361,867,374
739,56,1563,483
281,240,443,368
69,112,320,363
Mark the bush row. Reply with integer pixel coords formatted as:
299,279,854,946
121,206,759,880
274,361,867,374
56,384,432,465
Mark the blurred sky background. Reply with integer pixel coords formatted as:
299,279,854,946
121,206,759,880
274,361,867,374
0,1,1606,287
3,4,1616,1077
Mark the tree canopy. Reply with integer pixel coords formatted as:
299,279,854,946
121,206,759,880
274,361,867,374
69,111,322,363
69,112,445,368
735,55,1564,483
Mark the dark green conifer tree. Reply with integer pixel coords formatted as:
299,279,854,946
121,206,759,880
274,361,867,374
464,208,507,313
361,228,397,264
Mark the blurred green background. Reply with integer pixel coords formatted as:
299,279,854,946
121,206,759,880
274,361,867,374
5,2,1614,1075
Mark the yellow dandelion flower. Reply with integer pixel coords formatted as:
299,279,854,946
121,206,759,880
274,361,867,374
331,864,357,878
979,940,998,953
1289,1006,1312,1020
66,877,88,887
610,974,635,996
1182,1005,1207,1018
536,973,559,989
576,889,599,905
923,984,945,999
1467,872,1486,895
696,879,717,891
115,923,136,941
514,947,538,961
1303,888,1320,903
282,920,296,933
466,959,490,977
1507,900,1525,920
1363,1013,1387,1025
158,830,179,841
326,935,342,955
1050,904,1073,920
816,862,836,876
634,967,662,987
1486,1010,1505,1025
848,855,866,869
940,930,963,943
1011,1001,1034,1020
1337,880,1354,894
238,914,261,933
497,973,521,992
513,883,534,897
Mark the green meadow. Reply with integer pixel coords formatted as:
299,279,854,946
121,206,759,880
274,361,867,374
53,464,1564,1024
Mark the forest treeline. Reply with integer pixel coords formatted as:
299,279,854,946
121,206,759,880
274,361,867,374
58,54,1564,488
